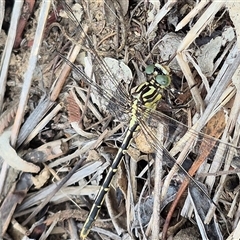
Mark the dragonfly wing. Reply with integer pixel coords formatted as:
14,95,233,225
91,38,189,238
59,2,132,117
188,181,223,240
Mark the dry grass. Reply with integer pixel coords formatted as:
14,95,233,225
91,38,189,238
0,1,240,239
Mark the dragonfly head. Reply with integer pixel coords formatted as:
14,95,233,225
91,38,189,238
145,64,171,88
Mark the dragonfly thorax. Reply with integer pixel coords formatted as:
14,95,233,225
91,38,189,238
132,81,163,110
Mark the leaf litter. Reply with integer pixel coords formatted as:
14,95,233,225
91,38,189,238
1,1,240,239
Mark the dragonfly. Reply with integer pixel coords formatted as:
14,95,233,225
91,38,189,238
56,1,239,239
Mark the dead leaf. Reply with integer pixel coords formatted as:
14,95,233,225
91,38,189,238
0,129,40,173
32,166,50,189
135,129,155,154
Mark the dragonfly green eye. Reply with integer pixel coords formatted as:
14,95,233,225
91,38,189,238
145,65,155,75
156,74,171,87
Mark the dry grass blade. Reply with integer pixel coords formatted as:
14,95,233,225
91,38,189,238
0,0,24,111
0,1,4,31
146,0,177,37
0,129,40,173
10,1,52,147
151,124,164,239
0,173,33,235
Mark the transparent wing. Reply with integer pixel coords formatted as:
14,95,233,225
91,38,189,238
139,105,239,182
141,105,239,153
58,1,132,116
57,55,131,119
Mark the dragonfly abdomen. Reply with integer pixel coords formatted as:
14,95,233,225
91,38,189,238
80,120,139,239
